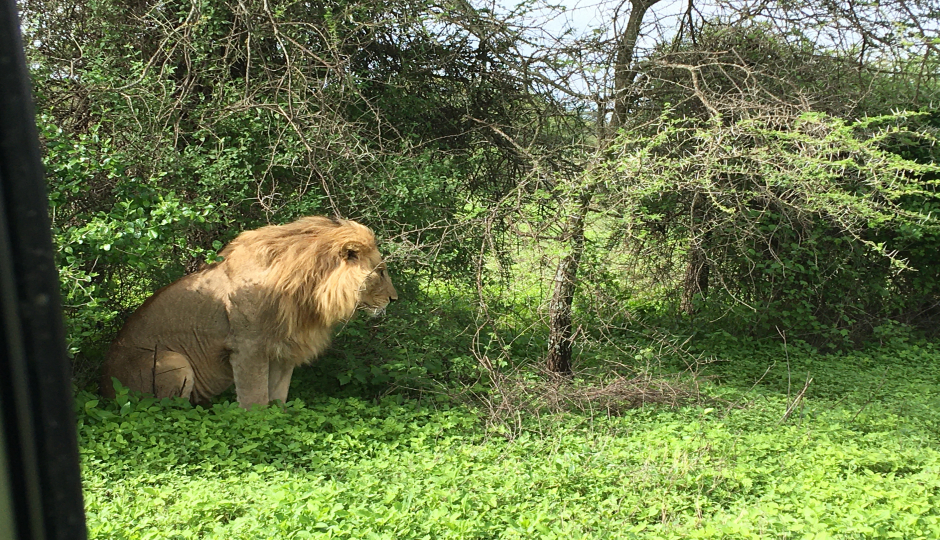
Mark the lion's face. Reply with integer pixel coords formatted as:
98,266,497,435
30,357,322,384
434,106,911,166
353,251,398,316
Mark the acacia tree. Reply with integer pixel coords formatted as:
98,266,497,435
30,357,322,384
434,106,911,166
510,0,940,372
634,23,873,315
715,0,940,111
603,18,940,343
544,0,667,374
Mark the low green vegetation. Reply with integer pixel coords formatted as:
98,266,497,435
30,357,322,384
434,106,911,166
79,326,940,539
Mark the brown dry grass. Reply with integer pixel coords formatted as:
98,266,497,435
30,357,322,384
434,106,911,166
468,364,715,439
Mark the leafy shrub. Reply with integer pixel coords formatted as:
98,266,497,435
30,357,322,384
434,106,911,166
608,111,940,346
30,0,536,384
41,115,222,380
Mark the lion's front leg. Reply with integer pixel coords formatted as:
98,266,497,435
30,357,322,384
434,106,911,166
268,362,294,404
229,346,271,408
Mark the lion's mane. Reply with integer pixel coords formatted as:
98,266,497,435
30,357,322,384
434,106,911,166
223,216,387,358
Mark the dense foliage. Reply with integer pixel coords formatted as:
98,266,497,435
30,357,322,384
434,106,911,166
24,0,555,379
27,0,940,375
604,111,940,345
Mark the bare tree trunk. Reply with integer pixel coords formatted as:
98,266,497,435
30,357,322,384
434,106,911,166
546,190,591,375
680,192,709,315
544,0,664,374
610,0,666,131
680,242,709,315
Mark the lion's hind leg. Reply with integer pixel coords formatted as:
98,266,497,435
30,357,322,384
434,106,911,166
101,347,196,402
150,348,196,401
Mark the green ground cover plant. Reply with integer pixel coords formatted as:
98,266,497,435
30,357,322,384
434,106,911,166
78,328,940,539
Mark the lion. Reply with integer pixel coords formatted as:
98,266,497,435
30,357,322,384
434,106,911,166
99,216,398,408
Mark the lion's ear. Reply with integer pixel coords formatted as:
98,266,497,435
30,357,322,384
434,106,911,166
342,242,363,261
